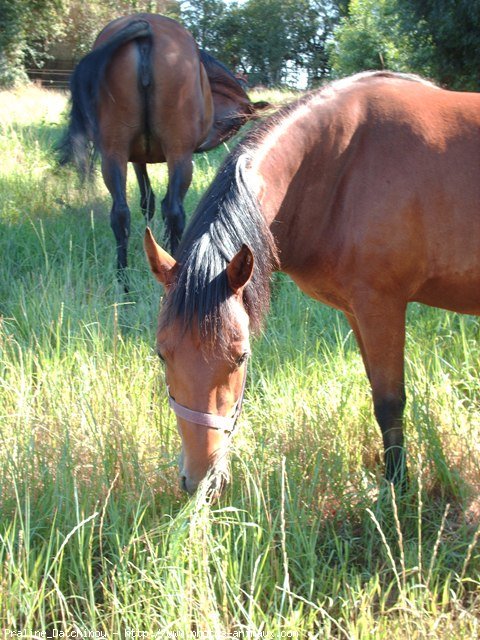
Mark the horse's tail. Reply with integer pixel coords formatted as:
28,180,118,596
57,19,151,178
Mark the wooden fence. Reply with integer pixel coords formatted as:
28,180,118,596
26,68,72,90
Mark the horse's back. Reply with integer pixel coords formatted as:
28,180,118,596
94,14,213,163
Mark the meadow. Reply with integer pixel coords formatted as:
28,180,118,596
0,84,479,638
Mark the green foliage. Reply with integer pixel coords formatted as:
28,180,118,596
49,0,181,59
182,0,339,87
2,0,480,90
0,0,181,87
0,0,65,87
236,0,321,85
400,0,480,89
3,0,337,89
181,0,228,50
329,0,480,89
329,0,419,76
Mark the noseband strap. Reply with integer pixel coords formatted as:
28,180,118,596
167,364,248,434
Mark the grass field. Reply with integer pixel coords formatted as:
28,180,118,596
0,85,479,638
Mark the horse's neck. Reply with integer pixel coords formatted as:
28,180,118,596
248,125,320,265
249,140,303,225
247,96,358,269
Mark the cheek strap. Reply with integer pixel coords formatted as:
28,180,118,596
167,363,248,434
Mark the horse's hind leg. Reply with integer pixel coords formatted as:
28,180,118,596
133,162,155,222
349,296,408,486
102,155,131,286
161,155,193,254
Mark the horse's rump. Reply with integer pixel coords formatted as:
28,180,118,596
93,14,213,164
60,12,264,271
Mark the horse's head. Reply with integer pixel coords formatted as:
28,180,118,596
197,51,270,152
144,228,254,497
198,96,270,151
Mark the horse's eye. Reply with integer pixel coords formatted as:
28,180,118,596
157,351,165,363
236,352,249,367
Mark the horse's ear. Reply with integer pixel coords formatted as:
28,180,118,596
144,227,177,288
227,244,254,294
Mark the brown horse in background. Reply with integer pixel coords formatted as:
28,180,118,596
145,71,480,497
59,13,267,280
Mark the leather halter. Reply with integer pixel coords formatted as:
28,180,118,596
167,363,248,434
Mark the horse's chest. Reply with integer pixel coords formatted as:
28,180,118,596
285,264,353,313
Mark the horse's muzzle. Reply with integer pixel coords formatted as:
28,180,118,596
178,453,230,498
180,470,229,498
178,451,230,501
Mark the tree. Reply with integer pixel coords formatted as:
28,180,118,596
0,0,180,87
308,0,346,85
182,0,336,87
329,0,480,90
239,0,310,85
400,0,480,89
328,0,422,77
0,0,65,86
180,0,227,51
53,0,180,59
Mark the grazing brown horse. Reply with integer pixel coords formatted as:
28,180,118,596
59,13,267,280
144,71,480,496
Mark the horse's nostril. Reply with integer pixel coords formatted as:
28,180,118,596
180,475,188,492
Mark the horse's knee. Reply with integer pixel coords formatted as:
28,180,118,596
110,205,130,237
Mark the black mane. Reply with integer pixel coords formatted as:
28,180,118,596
160,143,278,346
199,50,248,96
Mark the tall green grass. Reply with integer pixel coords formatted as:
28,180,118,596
0,85,479,637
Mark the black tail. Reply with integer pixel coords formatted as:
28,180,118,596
58,19,151,178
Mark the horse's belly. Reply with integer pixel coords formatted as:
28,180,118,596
414,276,480,315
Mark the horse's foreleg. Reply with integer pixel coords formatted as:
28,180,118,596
349,297,408,486
102,156,131,286
345,311,371,381
133,162,155,222
161,155,193,254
